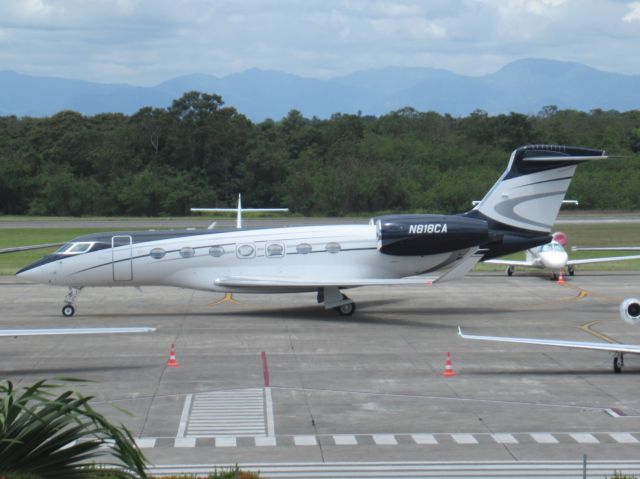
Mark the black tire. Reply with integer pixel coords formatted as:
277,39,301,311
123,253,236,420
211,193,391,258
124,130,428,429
551,273,558,281
334,302,356,316
568,266,575,276
507,267,513,277
62,304,75,317
614,355,623,373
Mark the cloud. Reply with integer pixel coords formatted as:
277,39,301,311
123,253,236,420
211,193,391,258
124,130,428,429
623,2,640,22
0,0,639,84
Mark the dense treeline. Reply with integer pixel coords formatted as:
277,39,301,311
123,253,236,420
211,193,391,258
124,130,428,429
1,92,639,217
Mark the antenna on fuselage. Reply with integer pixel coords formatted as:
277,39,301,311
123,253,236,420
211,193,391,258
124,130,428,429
191,193,289,229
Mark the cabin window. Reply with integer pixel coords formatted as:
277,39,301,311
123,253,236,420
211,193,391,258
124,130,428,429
326,242,341,254
209,245,224,257
180,247,195,258
296,243,312,255
266,243,284,258
237,244,255,258
149,247,166,259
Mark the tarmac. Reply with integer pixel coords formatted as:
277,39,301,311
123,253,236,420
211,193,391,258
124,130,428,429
2,271,640,478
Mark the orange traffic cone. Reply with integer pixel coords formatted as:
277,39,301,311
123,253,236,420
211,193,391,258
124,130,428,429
442,352,456,377
166,343,180,368
557,272,566,285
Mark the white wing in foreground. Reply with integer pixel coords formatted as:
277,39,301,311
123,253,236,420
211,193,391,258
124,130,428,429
457,327,640,354
0,327,156,337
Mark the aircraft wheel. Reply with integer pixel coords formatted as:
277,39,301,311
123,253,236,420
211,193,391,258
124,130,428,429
335,302,356,316
551,273,558,281
613,354,623,373
62,304,75,317
506,266,514,277
568,266,575,276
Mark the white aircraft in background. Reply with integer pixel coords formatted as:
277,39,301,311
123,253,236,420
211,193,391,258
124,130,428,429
459,298,640,373
17,145,614,317
191,193,289,229
484,232,640,280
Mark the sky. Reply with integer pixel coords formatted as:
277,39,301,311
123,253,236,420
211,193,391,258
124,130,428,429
1,0,639,85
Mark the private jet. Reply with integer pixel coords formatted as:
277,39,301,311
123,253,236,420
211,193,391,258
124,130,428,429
459,298,640,373
485,232,640,279
17,145,614,317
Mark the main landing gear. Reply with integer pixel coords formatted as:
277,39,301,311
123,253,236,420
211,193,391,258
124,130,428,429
613,352,624,373
568,265,575,276
62,287,82,317
318,287,356,316
506,266,514,277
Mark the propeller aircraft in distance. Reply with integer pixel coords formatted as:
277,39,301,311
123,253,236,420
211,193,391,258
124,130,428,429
485,231,640,280
459,297,640,373
17,145,615,317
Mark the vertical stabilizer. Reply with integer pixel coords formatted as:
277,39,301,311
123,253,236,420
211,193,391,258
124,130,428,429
470,145,606,233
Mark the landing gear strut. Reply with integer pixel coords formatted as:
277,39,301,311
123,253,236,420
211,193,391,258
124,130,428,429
568,265,575,276
506,266,514,277
613,352,624,373
62,287,82,317
318,287,356,316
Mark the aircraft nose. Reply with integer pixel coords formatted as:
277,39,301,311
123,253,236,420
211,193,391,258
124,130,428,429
16,256,58,283
542,252,568,270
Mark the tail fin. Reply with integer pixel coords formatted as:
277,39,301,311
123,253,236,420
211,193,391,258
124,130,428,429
468,145,606,233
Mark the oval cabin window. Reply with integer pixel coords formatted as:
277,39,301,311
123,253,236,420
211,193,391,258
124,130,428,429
326,242,341,254
296,243,312,255
149,247,166,259
237,244,255,258
180,247,195,258
266,243,284,258
209,246,224,258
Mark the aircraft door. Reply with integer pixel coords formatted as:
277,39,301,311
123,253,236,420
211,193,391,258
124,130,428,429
112,235,133,281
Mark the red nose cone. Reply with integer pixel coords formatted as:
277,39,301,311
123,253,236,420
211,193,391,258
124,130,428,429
552,231,568,247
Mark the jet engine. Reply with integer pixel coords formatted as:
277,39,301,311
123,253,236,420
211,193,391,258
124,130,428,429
374,214,489,256
552,231,568,247
620,298,640,325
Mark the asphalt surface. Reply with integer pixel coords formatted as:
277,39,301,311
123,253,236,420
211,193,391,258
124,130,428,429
2,271,640,477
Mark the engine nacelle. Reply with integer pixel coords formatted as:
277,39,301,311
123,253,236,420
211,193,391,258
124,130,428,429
374,214,489,256
620,298,640,325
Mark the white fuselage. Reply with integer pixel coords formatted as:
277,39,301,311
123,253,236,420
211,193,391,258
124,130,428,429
525,241,569,271
19,225,462,293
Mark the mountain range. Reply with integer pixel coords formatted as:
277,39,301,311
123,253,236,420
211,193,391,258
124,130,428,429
1,58,639,121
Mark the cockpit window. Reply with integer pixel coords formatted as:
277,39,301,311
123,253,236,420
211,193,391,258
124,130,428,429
55,242,95,255
539,243,565,253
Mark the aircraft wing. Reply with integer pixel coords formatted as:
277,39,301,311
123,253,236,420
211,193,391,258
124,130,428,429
215,276,438,288
0,243,64,254
483,259,534,267
0,327,156,337
457,327,640,354
567,254,640,266
215,251,483,289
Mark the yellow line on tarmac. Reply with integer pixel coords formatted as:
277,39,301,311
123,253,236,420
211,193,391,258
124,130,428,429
209,292,241,307
580,320,621,344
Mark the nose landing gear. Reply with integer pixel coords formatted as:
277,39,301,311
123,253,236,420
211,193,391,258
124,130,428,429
62,287,82,317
